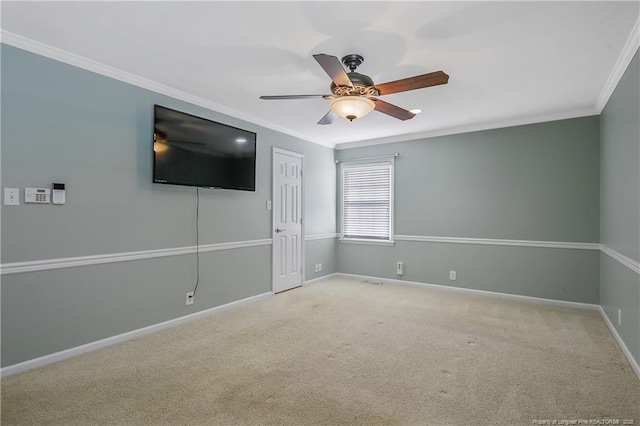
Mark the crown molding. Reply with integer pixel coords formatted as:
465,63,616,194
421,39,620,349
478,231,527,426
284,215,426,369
596,16,640,113
0,30,334,149
2,20,636,152
334,108,598,150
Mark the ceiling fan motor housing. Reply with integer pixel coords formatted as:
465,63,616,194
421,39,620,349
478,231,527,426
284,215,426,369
342,54,364,72
330,54,378,96
331,73,376,96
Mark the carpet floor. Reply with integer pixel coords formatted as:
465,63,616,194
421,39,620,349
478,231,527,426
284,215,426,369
2,278,639,425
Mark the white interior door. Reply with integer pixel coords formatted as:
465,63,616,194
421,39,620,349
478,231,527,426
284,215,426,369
272,148,304,293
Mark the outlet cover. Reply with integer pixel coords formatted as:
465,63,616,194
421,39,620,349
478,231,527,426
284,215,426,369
618,309,622,325
186,292,194,305
449,271,457,281
318,263,322,272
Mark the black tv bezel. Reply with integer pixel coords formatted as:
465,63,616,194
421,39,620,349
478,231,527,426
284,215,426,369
152,105,257,191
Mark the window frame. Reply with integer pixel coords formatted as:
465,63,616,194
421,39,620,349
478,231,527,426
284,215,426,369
339,158,395,245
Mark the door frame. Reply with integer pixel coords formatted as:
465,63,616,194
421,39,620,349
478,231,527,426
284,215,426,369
272,147,305,294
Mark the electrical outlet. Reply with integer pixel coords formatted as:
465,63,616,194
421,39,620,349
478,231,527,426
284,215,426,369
318,263,322,272
396,261,404,275
618,309,622,326
449,271,457,281
186,292,194,305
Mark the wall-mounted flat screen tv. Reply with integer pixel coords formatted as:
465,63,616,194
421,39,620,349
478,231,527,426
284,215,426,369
153,105,257,191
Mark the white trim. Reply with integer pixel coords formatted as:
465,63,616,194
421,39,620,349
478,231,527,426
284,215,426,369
0,30,333,149
332,272,639,379
334,109,598,150
335,273,599,310
334,153,399,164
0,291,273,377
1,32,607,153
304,272,339,286
339,238,395,246
596,17,640,113
2,235,605,276
272,147,305,159
272,147,305,294
339,158,395,243
598,306,640,380
601,245,640,275
394,235,600,250
0,239,272,276
305,233,339,241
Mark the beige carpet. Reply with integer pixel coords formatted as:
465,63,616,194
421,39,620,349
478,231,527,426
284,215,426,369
2,278,638,425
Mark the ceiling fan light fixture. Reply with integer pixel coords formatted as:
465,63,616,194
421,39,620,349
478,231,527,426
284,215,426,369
329,96,375,121
153,131,168,153
153,142,168,153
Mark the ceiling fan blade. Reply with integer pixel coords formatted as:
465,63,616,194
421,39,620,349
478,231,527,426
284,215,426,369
313,54,353,88
317,111,336,125
260,95,330,100
374,71,449,95
370,98,416,121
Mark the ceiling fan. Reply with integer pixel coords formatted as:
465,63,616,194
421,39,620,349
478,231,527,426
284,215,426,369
260,54,449,125
153,129,205,153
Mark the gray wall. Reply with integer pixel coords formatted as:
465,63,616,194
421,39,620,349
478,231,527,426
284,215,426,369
3,41,636,370
0,45,336,366
336,116,601,303
599,50,640,365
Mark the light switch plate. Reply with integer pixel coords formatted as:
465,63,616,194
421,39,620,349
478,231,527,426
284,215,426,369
4,188,19,205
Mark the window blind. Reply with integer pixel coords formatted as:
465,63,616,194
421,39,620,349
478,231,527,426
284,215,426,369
342,161,393,241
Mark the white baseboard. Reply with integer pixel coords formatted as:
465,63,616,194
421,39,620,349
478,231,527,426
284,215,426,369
598,306,640,380
335,273,600,310
304,272,339,286
1,291,273,377
334,273,640,380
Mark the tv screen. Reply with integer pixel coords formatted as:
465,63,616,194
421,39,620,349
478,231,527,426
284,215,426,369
153,105,257,191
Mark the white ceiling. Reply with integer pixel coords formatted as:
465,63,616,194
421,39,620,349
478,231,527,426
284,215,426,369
2,1,639,148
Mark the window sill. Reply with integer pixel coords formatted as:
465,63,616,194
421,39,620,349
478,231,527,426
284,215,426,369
339,238,395,246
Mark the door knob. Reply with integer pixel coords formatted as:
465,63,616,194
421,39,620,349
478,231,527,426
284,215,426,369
275,228,285,233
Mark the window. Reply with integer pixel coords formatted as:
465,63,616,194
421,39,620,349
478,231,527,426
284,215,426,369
341,160,394,243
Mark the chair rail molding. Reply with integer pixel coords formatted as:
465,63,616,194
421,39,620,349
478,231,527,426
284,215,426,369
1,239,273,275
